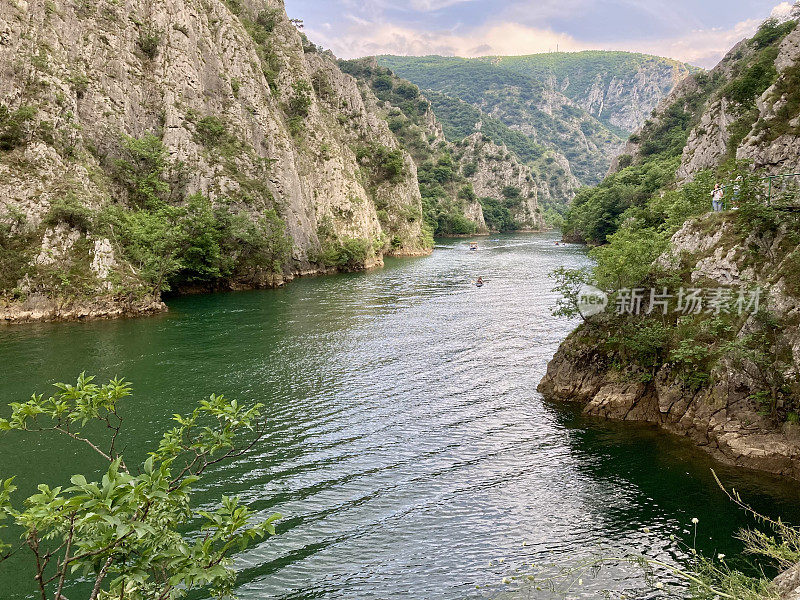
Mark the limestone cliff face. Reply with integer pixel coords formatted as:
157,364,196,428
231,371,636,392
540,215,800,479
456,133,546,231
571,61,696,133
612,14,800,182
0,0,429,322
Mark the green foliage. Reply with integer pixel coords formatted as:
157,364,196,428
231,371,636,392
113,133,171,209
590,226,669,290
725,310,797,417
284,81,313,136
670,335,715,390
721,46,779,108
44,194,94,232
607,319,670,376
376,54,634,186
549,267,593,320
356,143,406,185
103,205,184,293
104,195,292,294
479,197,519,232
0,374,281,600
318,237,373,271
195,115,227,147
750,17,797,50
0,212,36,293
0,104,37,151
137,23,163,60
565,156,680,244
255,8,280,32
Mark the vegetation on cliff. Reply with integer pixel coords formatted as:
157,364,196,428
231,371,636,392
0,0,431,320
378,52,692,187
564,18,798,245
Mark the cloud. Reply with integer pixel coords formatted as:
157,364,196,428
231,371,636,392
306,1,791,68
308,21,593,59
771,2,794,18
309,16,761,67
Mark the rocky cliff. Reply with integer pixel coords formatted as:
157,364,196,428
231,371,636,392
544,13,800,480
611,10,800,181
339,58,555,235
540,215,800,478
0,0,430,323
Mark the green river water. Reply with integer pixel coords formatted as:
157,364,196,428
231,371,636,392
1,232,799,599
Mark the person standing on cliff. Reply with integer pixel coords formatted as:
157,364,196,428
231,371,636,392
712,183,724,212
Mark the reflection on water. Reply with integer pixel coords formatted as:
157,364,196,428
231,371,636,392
0,232,798,599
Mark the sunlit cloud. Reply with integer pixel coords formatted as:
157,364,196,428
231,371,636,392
298,1,795,68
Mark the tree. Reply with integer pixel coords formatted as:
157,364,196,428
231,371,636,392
0,374,280,600
549,266,594,320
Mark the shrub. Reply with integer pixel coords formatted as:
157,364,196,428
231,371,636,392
113,133,171,209
0,374,281,599
44,194,94,232
0,104,37,151
357,143,406,185
137,24,163,60
256,8,281,32
479,197,517,232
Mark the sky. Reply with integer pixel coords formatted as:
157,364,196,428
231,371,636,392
284,0,798,67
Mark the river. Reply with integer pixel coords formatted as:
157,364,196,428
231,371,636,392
1,232,799,599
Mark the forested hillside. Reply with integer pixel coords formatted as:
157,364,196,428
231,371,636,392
339,58,557,235
476,52,697,133
564,18,799,244
378,55,623,186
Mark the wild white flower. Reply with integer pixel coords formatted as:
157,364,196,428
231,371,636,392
718,553,726,560
691,517,699,525
655,582,664,589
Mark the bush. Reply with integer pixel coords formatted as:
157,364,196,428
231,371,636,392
0,104,37,151
256,8,280,32
0,374,281,599
318,237,372,271
479,197,517,232
357,143,406,185
44,194,94,232
113,133,171,209
137,24,163,60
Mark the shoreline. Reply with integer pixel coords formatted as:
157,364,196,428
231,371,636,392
0,247,435,325
538,332,800,481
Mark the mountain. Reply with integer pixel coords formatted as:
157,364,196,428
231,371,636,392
540,15,800,483
0,0,432,322
475,52,699,134
567,13,800,244
339,58,574,235
377,52,694,187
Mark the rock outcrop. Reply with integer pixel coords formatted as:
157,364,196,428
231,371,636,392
0,0,431,322
540,215,800,479
455,133,548,231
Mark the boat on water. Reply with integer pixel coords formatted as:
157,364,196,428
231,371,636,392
470,242,479,251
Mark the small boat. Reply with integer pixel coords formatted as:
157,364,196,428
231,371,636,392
469,242,479,251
